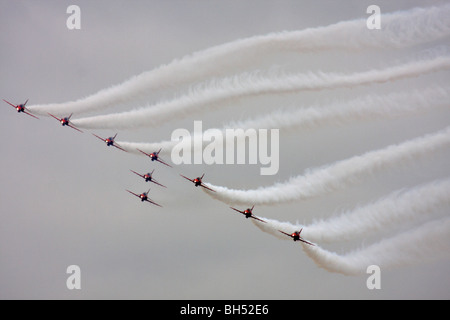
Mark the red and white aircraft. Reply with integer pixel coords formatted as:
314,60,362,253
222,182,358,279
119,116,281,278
130,169,166,188
180,173,215,192
126,188,162,207
230,205,266,223
137,148,172,167
92,133,127,152
279,228,314,246
48,113,83,133
3,99,39,119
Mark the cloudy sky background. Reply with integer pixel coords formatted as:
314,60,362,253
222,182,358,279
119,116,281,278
1,0,449,299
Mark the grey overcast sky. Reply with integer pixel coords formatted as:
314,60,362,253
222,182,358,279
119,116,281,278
1,0,449,299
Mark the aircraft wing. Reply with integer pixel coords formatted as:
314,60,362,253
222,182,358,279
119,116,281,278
200,183,216,192
299,238,315,246
48,113,61,121
230,207,245,215
137,149,151,157
92,133,106,142
68,124,83,133
151,179,167,188
145,198,163,207
156,158,172,168
3,99,16,108
23,111,40,119
251,216,266,223
113,143,128,152
126,190,140,198
130,170,144,179
278,230,292,238
180,174,194,183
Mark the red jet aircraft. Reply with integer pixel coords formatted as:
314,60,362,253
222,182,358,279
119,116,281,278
279,228,314,246
3,99,39,119
130,169,166,188
92,133,127,152
230,205,266,223
137,148,172,167
180,173,215,192
48,113,83,133
126,188,162,207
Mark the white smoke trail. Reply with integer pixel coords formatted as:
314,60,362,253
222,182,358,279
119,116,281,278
115,86,450,155
305,180,450,243
72,55,450,130
229,86,450,132
204,126,450,205
251,179,450,243
301,217,450,275
304,179,450,243
27,4,450,116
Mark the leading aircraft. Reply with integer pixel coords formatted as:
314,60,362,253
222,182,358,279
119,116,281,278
279,228,315,246
48,113,83,132
137,148,172,167
3,99,39,119
126,188,162,207
130,169,166,188
230,206,266,223
92,133,127,152
180,173,215,192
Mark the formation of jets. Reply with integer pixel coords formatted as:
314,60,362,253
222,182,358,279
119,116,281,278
2,98,217,206
3,98,314,246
